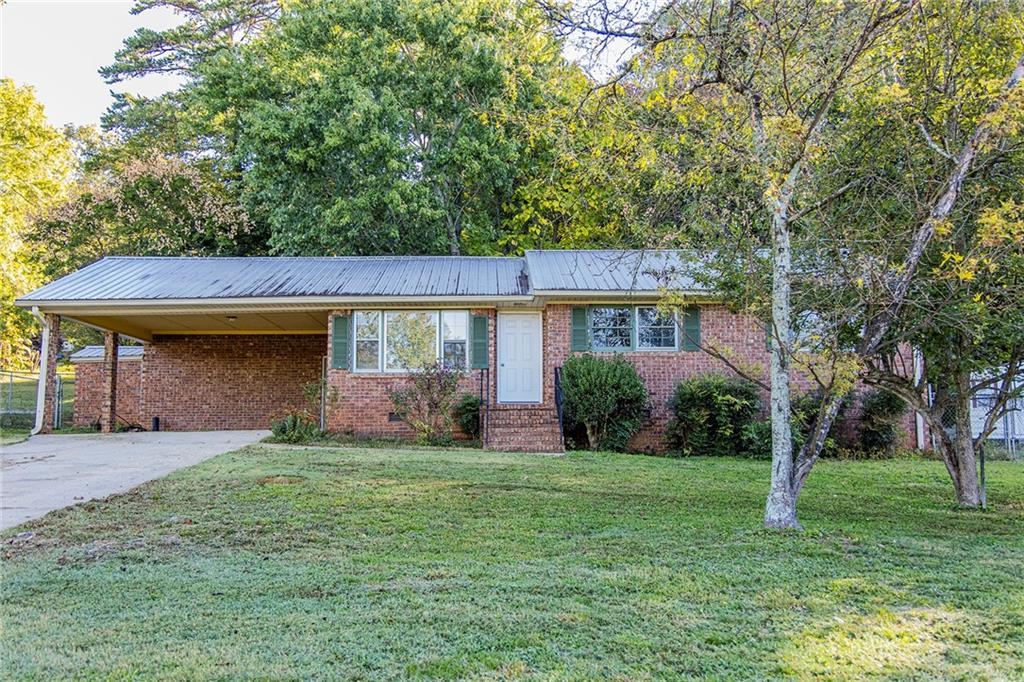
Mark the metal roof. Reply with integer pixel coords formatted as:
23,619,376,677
18,256,529,302
524,250,706,292
17,250,710,307
69,345,145,362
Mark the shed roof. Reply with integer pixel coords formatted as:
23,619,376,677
18,256,529,303
69,345,145,362
524,250,705,292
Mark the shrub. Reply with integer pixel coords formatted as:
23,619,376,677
858,388,908,455
667,374,761,457
388,361,464,445
270,412,323,443
561,354,648,451
454,394,482,439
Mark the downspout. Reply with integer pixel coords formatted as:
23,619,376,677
29,306,49,436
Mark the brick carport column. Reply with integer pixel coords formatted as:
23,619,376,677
101,331,120,433
38,313,61,433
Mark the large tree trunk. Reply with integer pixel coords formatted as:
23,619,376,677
951,374,981,507
764,179,801,530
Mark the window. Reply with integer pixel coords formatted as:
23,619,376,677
385,311,438,371
351,310,474,373
354,311,381,371
637,307,677,349
590,307,632,350
441,311,468,369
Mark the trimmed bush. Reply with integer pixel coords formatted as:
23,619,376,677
858,388,908,454
561,354,648,451
667,375,761,457
454,394,482,439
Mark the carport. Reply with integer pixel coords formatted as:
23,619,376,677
16,257,341,434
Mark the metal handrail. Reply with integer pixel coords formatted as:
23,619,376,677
554,366,564,441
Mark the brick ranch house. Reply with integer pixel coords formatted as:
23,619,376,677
19,250,925,452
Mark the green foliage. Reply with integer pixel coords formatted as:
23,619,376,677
666,374,762,457
269,413,323,444
388,361,464,445
454,394,482,439
211,0,571,256
858,389,909,455
560,354,648,451
0,80,73,369
30,152,252,280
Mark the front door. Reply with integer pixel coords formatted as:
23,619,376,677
497,312,542,403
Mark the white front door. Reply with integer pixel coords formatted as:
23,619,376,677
497,312,542,403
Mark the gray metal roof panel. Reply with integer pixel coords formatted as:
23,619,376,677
19,256,529,302
524,250,706,292
70,345,144,361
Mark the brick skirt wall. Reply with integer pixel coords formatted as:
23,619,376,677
73,360,143,428
141,334,326,430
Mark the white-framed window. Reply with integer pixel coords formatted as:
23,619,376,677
352,310,470,372
441,310,468,369
590,307,633,350
354,311,382,371
636,306,677,350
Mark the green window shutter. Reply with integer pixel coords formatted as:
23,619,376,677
470,314,489,369
571,307,589,351
764,320,772,352
331,314,350,369
682,306,701,351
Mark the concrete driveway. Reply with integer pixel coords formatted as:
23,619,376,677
0,430,268,530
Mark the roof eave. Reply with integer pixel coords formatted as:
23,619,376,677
15,293,536,314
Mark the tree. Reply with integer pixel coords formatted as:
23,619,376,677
208,0,572,256
787,0,1024,507
551,0,914,528
30,150,251,279
0,80,73,369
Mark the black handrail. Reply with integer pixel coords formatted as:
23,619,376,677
554,366,564,441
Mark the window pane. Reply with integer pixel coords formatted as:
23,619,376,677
591,307,632,349
443,340,467,369
637,306,676,349
637,306,673,327
355,340,380,370
354,311,380,340
442,311,468,341
385,312,438,370
591,307,631,328
638,326,675,348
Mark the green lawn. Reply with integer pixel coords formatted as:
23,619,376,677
3,447,1023,680
0,427,31,445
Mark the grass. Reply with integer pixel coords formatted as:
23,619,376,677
2,447,1023,681
0,427,30,445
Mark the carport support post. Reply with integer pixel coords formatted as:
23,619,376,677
35,312,61,434
101,331,120,433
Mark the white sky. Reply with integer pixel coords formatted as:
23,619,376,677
0,0,184,128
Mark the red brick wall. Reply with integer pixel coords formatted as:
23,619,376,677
542,304,779,452
73,359,143,428
141,334,325,430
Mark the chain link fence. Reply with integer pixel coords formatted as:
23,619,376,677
932,377,1023,460
1,370,75,432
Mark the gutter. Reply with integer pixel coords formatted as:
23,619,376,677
28,306,49,436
